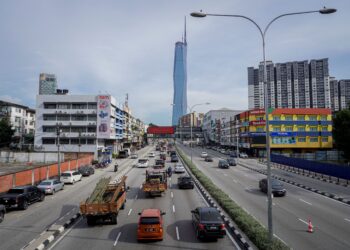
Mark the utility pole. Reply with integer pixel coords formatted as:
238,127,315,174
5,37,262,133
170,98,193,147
78,131,81,168
56,125,61,177
236,115,239,158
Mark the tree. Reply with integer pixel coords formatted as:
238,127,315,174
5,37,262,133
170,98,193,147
0,118,14,147
333,108,350,161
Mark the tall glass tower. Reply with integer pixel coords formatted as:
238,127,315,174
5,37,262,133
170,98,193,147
172,19,188,126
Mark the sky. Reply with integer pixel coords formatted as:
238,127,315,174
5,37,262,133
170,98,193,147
0,0,349,125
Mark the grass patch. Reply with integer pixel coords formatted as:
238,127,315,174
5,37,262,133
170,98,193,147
176,146,289,250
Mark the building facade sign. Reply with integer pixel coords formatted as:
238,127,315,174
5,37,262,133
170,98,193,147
250,120,266,126
270,132,296,137
97,95,111,139
250,109,265,115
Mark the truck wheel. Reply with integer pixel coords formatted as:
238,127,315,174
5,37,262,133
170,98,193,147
39,193,45,201
121,201,125,210
0,211,4,223
110,214,117,224
86,217,95,226
20,200,28,210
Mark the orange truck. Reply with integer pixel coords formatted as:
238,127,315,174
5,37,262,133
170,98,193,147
80,176,127,226
142,170,167,197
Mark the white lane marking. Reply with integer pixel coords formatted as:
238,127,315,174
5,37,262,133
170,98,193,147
47,217,83,250
265,199,276,206
274,234,288,245
172,205,176,213
298,218,309,225
135,194,138,200
345,218,350,223
232,178,237,183
299,198,312,206
139,184,142,189
128,209,132,216
113,232,122,246
224,173,228,176
169,177,172,182
171,192,174,198
244,174,248,177
176,226,180,240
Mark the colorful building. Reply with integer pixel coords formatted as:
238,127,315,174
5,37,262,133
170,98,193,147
237,108,333,157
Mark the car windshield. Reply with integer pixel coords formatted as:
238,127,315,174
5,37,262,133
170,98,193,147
140,217,160,224
8,189,24,194
272,180,283,188
200,210,222,221
180,177,191,181
138,159,148,163
61,173,71,177
39,181,52,186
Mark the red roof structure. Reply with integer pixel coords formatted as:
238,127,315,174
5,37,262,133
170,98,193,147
147,126,175,134
271,108,331,115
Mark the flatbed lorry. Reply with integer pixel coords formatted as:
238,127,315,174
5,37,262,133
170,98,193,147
80,176,127,225
142,170,167,197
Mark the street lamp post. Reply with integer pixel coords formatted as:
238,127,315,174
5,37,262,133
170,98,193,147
189,102,210,162
191,7,336,242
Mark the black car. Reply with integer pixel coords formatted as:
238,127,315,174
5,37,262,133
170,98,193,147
178,176,194,189
169,151,177,157
191,207,226,239
0,186,45,210
218,160,229,169
78,166,95,176
204,156,213,162
155,159,165,167
226,158,237,166
171,155,179,162
0,205,5,223
259,178,286,197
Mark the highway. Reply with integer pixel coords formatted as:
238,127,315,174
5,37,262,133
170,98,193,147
178,144,350,250
0,145,239,250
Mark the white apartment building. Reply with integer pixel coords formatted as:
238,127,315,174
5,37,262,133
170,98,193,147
0,100,36,137
34,94,128,158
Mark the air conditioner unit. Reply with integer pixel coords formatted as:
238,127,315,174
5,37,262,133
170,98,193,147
88,123,92,125
59,111,62,113
80,111,84,114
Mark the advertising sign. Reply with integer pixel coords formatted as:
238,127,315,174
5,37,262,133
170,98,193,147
272,137,296,144
250,109,265,115
97,95,111,139
270,132,296,137
250,120,266,126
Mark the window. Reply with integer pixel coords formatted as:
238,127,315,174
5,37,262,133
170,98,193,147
87,115,97,121
15,117,21,122
285,115,293,121
88,103,97,109
256,127,264,132
72,103,87,109
322,126,328,131
309,115,317,121
42,138,56,144
43,114,56,121
87,139,95,144
273,116,281,121
57,115,70,121
285,126,293,132
256,116,264,121
298,137,306,142
57,103,70,109
44,103,56,109
43,126,56,132
310,137,319,142
273,126,281,132
70,138,79,144
59,138,69,144
322,137,328,142
297,126,305,131
71,115,87,121
320,115,327,121
309,126,318,132
87,127,96,132
297,115,305,121
71,127,86,133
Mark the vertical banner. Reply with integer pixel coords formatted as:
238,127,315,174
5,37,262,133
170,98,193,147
97,95,111,138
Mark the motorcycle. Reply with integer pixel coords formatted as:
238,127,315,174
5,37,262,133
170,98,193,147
114,164,118,172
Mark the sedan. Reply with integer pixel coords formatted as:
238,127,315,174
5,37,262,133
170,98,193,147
174,165,186,174
37,179,64,195
259,178,286,197
200,152,208,158
60,171,82,184
204,156,213,162
226,158,237,166
78,166,95,176
130,153,138,159
239,153,248,158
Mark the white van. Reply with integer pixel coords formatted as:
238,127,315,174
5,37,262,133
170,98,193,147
60,171,82,184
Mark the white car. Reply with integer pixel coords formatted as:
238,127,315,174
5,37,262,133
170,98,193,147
174,164,186,174
239,153,248,158
130,153,138,159
148,152,156,158
201,152,208,158
60,171,82,184
137,159,149,168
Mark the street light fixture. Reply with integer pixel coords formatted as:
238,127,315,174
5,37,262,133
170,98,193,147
191,7,336,242
188,102,210,163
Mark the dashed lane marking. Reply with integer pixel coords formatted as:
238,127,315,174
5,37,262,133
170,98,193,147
298,218,309,225
113,232,122,246
172,205,176,213
128,209,132,216
299,198,312,206
171,192,174,198
176,226,180,240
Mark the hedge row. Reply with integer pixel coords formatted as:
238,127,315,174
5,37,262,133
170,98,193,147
176,146,289,250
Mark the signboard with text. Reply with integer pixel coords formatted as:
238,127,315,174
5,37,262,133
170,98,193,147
97,95,111,139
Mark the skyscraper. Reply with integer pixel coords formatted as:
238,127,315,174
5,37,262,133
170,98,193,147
172,19,188,126
39,73,57,95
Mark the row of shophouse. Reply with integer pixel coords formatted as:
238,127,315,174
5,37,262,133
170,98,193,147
203,108,333,157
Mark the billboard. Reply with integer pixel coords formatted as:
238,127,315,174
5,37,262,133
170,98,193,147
97,95,111,139
147,126,175,134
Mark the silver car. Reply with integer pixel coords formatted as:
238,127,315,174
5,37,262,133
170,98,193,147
37,179,64,195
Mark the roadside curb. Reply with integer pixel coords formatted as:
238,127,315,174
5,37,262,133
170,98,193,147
239,162,350,206
177,149,255,250
31,213,81,250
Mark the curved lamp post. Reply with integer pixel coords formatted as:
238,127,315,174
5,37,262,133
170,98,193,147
191,7,336,242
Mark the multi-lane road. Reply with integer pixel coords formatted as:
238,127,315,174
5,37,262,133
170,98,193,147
0,145,239,250
178,144,350,250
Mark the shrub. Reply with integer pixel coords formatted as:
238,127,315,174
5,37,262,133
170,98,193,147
176,146,289,250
